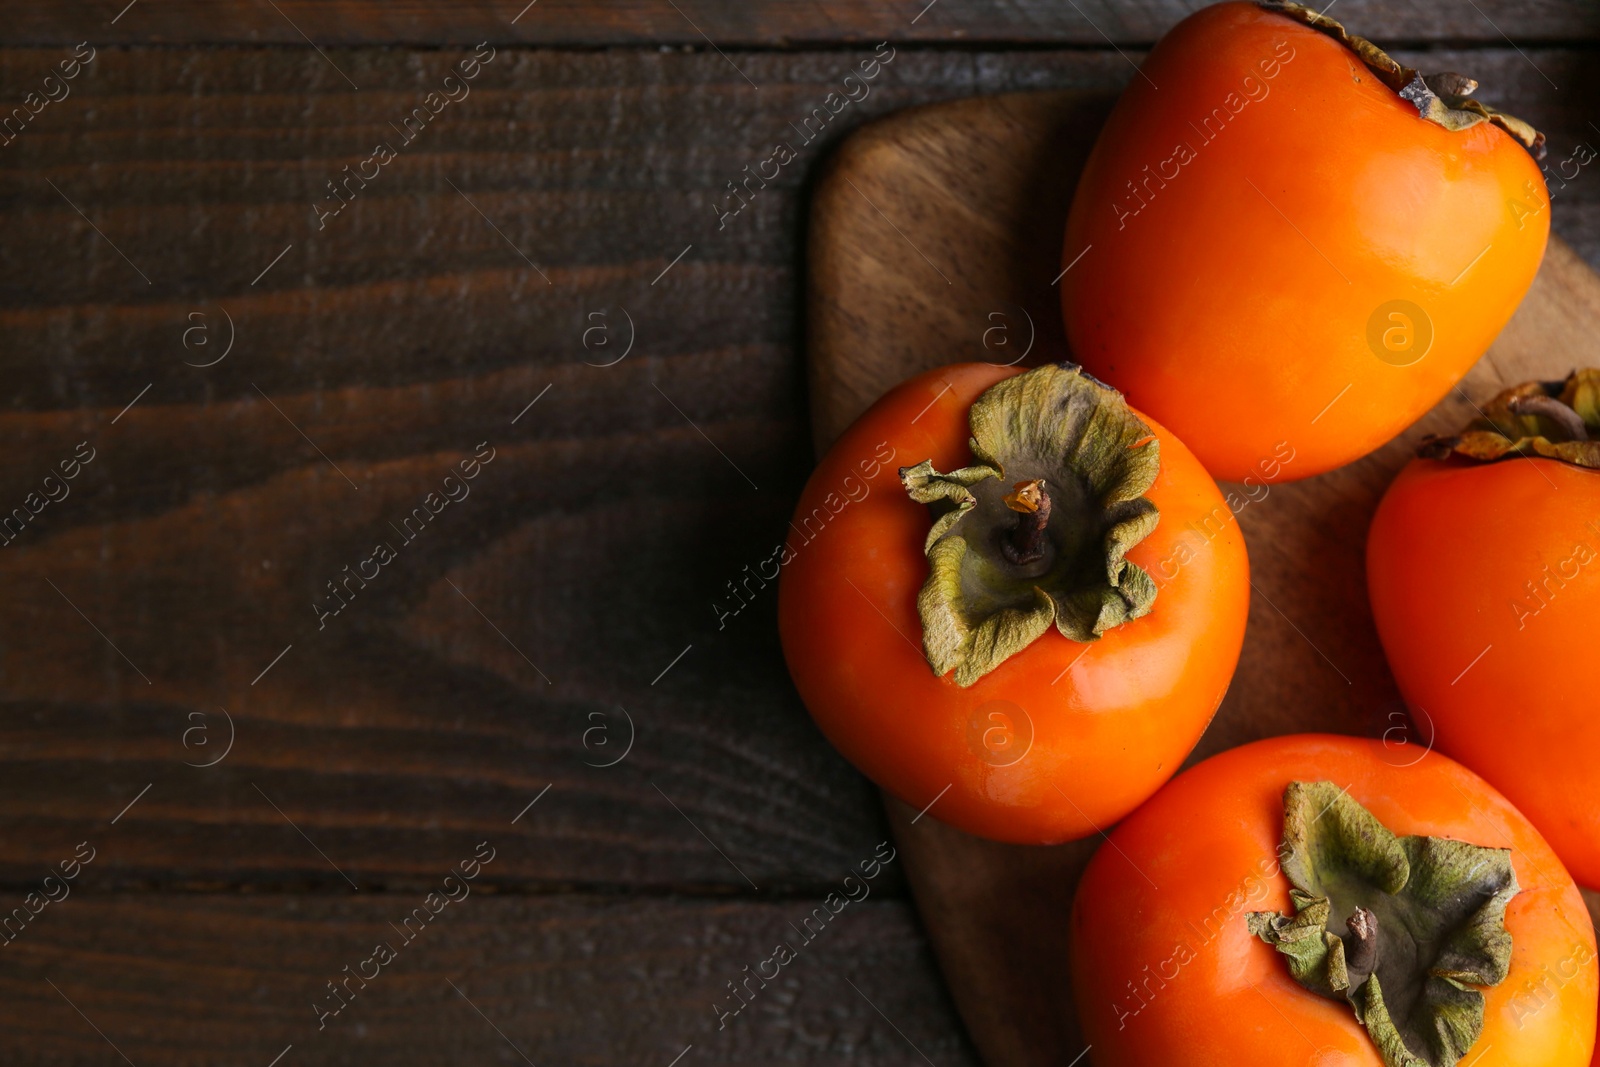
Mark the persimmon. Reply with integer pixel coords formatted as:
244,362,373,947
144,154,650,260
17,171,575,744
1061,1,1549,482
1071,734,1598,1067
1368,370,1600,890
777,362,1249,843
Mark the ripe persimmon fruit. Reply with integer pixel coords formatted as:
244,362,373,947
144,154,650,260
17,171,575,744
1062,1,1549,482
1368,370,1600,890
1071,734,1598,1067
778,362,1248,843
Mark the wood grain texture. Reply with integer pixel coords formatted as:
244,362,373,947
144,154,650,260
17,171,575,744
6,0,1597,47
808,89,1600,1066
0,893,978,1065
0,45,1147,891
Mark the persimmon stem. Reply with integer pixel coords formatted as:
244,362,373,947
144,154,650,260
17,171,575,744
1000,479,1052,565
1346,906,1380,988
1508,394,1589,440
1422,71,1478,97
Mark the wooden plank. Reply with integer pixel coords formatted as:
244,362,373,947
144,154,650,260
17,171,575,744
0,892,977,1065
807,82,1600,1067
0,45,1593,894
3,0,1597,47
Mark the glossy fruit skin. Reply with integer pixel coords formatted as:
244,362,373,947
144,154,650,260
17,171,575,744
1071,734,1598,1067
777,363,1249,843
1368,456,1600,890
1061,1,1549,483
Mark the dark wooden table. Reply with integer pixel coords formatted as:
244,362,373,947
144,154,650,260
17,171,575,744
0,3,1595,1064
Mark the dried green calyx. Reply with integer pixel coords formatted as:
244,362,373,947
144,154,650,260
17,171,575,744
899,364,1160,688
1420,369,1600,468
1260,2,1546,158
1249,782,1519,1067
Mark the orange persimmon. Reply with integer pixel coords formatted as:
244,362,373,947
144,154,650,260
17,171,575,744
1368,371,1600,890
1062,1,1548,482
778,362,1248,843
1071,734,1598,1067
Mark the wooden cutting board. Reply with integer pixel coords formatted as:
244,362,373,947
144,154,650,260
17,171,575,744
805,89,1600,1067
